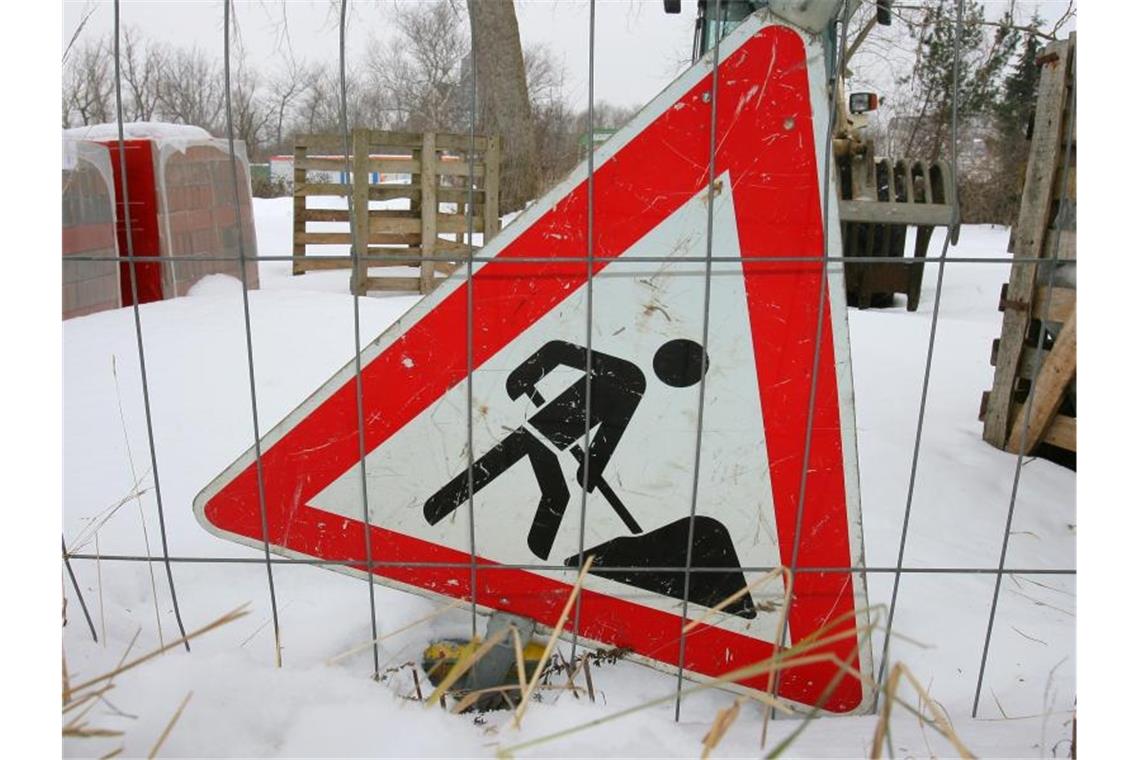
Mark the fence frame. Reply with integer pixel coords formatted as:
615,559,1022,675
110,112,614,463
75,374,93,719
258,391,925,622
60,0,1077,746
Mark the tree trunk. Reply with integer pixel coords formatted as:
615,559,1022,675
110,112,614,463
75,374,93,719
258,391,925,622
467,0,539,212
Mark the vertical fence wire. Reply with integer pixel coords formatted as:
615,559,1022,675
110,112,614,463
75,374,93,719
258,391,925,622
874,0,964,711
335,0,382,680
109,0,189,651
221,0,282,666
972,36,1077,718
569,0,598,664
464,7,480,642
763,0,852,715
673,0,724,722
63,535,99,643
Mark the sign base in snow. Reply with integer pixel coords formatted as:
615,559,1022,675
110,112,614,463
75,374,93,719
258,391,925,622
195,11,871,714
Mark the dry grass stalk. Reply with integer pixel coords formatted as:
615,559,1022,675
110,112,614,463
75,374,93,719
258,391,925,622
425,624,512,707
452,682,584,715
683,567,784,635
511,555,594,729
327,597,466,666
821,653,974,758
760,566,794,747
95,532,107,646
65,628,141,733
64,610,244,755
99,747,124,759
497,615,869,760
64,684,117,718
500,604,884,757
67,471,151,554
871,663,904,757
510,626,528,695
896,663,973,759
64,648,72,705
411,667,424,701
63,725,124,739
763,644,864,759
112,354,166,650
701,696,743,759
582,656,596,703
68,605,249,695
147,691,193,759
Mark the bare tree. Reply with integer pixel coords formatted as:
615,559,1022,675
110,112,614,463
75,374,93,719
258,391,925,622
266,58,310,152
62,38,113,127
121,27,165,122
365,1,467,132
227,60,273,158
525,45,577,193
157,47,224,134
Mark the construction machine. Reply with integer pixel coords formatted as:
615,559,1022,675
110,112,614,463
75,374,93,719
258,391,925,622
665,0,958,310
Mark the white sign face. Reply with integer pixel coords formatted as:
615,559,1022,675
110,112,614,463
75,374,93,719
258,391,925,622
312,175,787,642
196,12,871,714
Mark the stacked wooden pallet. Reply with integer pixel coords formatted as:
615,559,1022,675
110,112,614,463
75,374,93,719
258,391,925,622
291,129,501,295
980,34,1076,456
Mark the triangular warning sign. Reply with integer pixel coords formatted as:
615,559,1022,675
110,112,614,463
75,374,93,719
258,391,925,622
195,14,871,714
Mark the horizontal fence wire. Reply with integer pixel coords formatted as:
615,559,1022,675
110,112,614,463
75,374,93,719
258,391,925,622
62,253,1057,265
62,554,1074,575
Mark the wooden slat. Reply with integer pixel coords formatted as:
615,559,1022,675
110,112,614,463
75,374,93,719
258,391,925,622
365,233,421,246
983,36,1073,447
361,130,488,151
1006,310,1076,454
351,127,370,295
296,232,353,245
1042,228,1076,261
1041,413,1076,451
293,144,308,275
359,276,425,292
1006,405,1075,451
434,238,475,254
294,134,349,150
368,216,484,235
295,156,352,172
296,182,350,197
293,257,353,272
300,208,350,223
1032,285,1075,322
420,132,438,294
367,185,483,203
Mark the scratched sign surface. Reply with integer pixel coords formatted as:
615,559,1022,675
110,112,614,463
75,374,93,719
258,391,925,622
195,13,871,713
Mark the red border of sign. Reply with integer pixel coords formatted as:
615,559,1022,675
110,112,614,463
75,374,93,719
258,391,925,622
199,23,867,712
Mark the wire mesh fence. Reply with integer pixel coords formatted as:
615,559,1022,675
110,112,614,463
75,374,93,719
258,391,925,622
61,0,1076,752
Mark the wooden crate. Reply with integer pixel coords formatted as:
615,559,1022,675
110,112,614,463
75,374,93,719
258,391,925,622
291,129,501,295
979,34,1076,456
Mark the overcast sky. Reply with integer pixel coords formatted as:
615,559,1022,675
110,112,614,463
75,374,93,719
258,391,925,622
62,0,1075,115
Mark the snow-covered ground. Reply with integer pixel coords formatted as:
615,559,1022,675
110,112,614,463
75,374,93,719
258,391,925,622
62,198,1074,758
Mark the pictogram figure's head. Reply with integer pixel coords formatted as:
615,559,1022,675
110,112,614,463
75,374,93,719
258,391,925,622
652,339,709,388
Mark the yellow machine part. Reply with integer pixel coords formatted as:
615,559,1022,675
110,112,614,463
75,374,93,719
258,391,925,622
422,637,546,688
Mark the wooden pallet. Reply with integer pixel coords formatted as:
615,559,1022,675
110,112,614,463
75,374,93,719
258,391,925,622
291,129,501,295
980,34,1076,456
